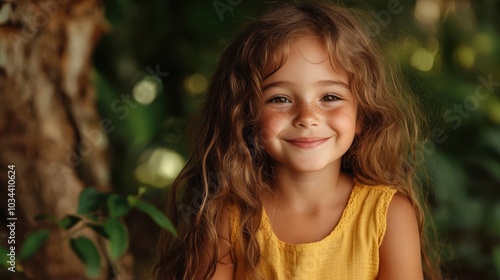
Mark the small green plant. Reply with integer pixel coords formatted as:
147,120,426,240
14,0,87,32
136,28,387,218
0,187,177,278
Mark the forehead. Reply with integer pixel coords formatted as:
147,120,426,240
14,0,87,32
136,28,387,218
262,36,348,86
292,36,330,64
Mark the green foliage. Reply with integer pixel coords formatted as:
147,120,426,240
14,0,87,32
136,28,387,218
59,215,81,230
128,196,178,236
0,246,9,268
103,218,129,260
77,187,110,216
1,187,177,278
108,194,131,218
34,214,57,223
70,237,101,278
88,224,109,239
18,230,49,260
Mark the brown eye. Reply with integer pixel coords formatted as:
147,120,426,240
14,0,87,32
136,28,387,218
321,95,340,102
268,96,291,103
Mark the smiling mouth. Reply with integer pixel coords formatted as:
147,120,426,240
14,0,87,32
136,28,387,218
284,137,330,148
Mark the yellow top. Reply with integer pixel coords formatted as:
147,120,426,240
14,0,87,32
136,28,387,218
231,184,397,280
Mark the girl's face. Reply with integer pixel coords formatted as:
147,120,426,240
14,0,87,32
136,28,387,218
260,36,359,173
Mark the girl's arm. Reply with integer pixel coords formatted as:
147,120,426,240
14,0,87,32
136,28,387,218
211,255,234,280
211,241,234,280
210,210,235,280
378,193,424,280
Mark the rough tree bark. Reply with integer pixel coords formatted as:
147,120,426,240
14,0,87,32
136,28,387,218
0,0,113,279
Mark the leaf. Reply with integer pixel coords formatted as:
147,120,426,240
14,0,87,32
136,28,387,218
103,218,129,260
58,215,81,230
86,214,100,223
34,214,57,224
77,187,109,215
18,230,50,260
70,237,101,278
107,194,131,219
88,224,109,239
128,196,177,236
0,246,10,268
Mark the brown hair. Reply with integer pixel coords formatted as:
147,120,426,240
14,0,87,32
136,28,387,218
154,1,440,279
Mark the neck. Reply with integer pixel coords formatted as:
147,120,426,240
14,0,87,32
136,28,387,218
271,161,352,214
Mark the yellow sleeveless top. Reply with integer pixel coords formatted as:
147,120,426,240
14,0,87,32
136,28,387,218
231,184,397,280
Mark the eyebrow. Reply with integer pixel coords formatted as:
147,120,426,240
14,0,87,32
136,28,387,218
262,80,349,92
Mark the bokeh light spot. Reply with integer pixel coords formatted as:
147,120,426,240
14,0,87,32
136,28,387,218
133,78,159,105
473,33,493,54
411,48,435,72
453,45,475,69
414,0,441,26
135,147,185,188
184,73,208,95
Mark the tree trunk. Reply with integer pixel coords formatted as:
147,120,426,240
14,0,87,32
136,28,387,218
0,0,111,279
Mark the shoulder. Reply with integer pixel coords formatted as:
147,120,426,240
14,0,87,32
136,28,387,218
352,184,397,217
386,193,417,221
352,184,396,230
383,193,419,242
384,193,419,239
354,184,397,198
378,193,423,279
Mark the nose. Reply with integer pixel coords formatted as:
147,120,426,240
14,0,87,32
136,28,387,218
292,103,319,128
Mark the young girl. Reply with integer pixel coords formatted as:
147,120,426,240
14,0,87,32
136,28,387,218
155,1,440,279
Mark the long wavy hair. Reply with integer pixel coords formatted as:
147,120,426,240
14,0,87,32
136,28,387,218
154,1,440,279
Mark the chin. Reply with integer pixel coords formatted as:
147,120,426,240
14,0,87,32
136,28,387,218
285,160,337,173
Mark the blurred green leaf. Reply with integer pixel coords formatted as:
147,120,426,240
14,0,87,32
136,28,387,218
70,237,101,278
427,150,467,205
0,246,10,268
59,215,81,230
457,199,485,229
108,194,131,219
34,214,57,224
493,246,500,277
479,129,500,156
103,218,129,260
490,205,500,235
77,187,109,215
19,230,49,260
479,158,500,182
88,224,109,239
94,70,157,147
128,196,177,236
86,214,100,223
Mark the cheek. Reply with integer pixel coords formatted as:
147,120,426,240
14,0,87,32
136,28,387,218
260,111,289,144
325,106,358,132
